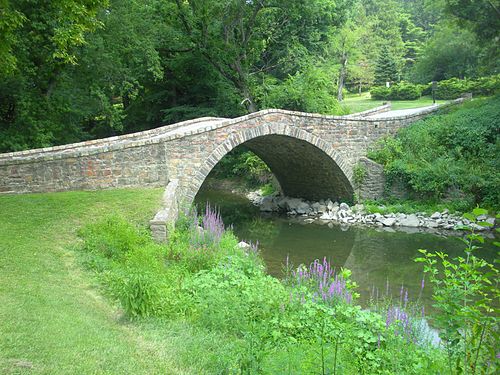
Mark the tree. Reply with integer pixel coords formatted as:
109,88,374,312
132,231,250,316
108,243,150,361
171,0,355,113
330,21,366,101
443,0,500,42
374,45,400,86
409,23,479,82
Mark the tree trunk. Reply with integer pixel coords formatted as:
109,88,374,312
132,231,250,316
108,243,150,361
337,53,347,102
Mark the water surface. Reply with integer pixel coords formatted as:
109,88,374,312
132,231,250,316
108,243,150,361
195,189,498,310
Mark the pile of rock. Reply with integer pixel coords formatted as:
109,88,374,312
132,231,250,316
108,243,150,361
247,192,495,232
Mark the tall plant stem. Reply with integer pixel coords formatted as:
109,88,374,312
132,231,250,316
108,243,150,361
333,334,340,375
472,322,487,375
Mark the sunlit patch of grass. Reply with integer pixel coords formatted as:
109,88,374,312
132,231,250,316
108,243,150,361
0,188,198,374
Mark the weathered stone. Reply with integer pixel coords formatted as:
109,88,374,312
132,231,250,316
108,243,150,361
295,202,312,215
399,214,420,227
380,217,396,226
430,212,441,219
339,202,349,211
259,196,279,212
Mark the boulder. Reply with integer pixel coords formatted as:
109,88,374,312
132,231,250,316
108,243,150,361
339,202,349,211
259,196,279,212
295,202,312,215
319,212,331,220
430,212,441,219
353,204,365,213
380,217,396,227
399,214,420,227
426,220,439,228
284,197,305,211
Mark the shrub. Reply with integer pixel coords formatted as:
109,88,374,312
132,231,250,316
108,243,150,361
370,86,391,100
391,81,422,100
435,77,470,99
79,215,148,261
370,82,422,100
367,96,500,209
435,74,500,99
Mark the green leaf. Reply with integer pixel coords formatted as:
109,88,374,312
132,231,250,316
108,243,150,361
477,221,493,227
472,207,488,216
463,213,476,222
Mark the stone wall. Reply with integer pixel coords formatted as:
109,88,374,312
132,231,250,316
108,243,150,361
357,157,386,200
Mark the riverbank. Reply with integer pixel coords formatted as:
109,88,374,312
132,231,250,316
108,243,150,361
248,190,496,234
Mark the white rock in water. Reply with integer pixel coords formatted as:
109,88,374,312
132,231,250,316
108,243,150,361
326,199,334,210
339,202,349,211
399,214,420,227
431,212,441,219
426,220,439,228
237,241,251,249
311,202,326,212
319,212,331,220
380,217,396,226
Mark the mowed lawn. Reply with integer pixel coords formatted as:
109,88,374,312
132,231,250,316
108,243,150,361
342,92,448,113
0,189,193,374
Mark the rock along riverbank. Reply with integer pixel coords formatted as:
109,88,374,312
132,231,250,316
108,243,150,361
247,191,496,235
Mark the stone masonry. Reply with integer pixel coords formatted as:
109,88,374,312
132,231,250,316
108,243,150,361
0,99,466,240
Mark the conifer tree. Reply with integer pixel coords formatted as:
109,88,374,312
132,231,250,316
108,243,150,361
374,45,399,85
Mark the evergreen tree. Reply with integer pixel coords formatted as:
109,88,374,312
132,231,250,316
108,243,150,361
374,45,400,85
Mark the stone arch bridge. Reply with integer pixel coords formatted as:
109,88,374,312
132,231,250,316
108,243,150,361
0,100,464,240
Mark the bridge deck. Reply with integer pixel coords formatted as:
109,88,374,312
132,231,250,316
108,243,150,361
365,105,439,119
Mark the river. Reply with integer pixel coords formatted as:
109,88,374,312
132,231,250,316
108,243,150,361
195,188,498,311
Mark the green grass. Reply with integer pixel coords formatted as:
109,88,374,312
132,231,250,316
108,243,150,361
0,189,198,374
342,92,448,113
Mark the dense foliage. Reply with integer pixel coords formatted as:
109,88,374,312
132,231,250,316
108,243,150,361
1,0,498,152
416,208,499,374
78,205,499,373
370,82,423,100
368,96,500,210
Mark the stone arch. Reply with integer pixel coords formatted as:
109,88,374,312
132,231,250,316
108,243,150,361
185,124,354,205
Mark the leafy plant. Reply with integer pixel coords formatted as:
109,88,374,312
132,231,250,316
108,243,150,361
415,207,499,374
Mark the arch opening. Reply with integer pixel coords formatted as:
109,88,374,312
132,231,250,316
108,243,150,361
195,134,354,203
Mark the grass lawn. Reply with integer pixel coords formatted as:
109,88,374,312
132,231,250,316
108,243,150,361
342,92,448,113
0,189,199,374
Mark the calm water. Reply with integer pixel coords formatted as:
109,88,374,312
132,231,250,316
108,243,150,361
195,189,498,309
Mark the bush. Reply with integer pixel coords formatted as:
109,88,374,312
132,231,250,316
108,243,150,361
370,86,391,100
435,77,470,99
367,96,500,209
435,75,500,99
370,82,422,100
391,82,423,100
